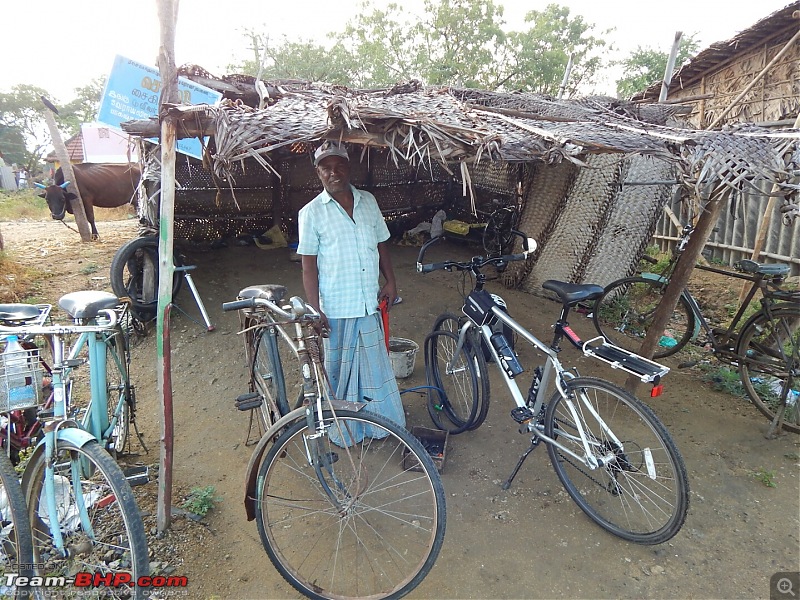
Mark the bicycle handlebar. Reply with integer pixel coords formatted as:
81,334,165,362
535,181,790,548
0,308,119,337
416,233,537,274
222,295,320,322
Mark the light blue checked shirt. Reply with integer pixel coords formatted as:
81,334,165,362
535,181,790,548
297,185,391,319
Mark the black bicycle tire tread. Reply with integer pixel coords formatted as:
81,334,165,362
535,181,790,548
425,330,479,434
110,236,182,311
22,440,149,596
737,306,800,434
544,377,689,544
593,277,695,359
255,409,446,599
0,451,36,586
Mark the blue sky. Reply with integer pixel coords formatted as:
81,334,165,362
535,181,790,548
1,0,792,101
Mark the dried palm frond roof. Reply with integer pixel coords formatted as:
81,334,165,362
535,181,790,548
122,79,800,217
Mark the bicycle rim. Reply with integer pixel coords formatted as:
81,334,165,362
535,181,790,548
425,330,480,433
109,236,182,312
545,377,689,544
593,278,694,358
738,307,800,434
252,327,289,429
0,451,35,591
431,314,490,430
23,440,149,598
255,409,446,599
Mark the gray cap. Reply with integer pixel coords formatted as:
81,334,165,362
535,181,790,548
313,141,349,166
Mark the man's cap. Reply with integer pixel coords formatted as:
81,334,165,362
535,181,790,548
313,141,349,166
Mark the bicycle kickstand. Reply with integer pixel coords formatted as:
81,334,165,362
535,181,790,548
174,265,215,332
501,437,541,490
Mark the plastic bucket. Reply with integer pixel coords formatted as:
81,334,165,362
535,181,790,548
388,337,419,379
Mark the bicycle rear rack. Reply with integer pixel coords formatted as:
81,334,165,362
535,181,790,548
581,336,670,384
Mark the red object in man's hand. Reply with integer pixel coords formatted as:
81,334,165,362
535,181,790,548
378,297,390,351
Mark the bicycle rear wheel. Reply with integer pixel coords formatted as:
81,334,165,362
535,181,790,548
0,451,35,593
482,207,516,256
109,236,182,316
22,439,149,598
738,306,800,434
545,377,689,544
255,409,446,599
251,327,291,429
424,330,480,434
431,313,490,430
593,277,695,358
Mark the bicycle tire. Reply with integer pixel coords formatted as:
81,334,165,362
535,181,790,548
545,377,689,544
593,277,695,359
0,451,35,594
737,306,800,434
255,409,446,599
109,236,182,313
22,439,149,598
102,326,132,455
482,207,517,256
424,330,480,434
431,313,490,430
251,326,291,429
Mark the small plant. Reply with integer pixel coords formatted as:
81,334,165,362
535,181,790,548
700,365,747,397
80,263,99,275
751,468,777,488
182,485,222,517
14,447,35,475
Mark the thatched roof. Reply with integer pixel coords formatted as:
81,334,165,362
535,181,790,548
122,79,800,221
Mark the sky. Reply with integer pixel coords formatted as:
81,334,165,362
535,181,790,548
0,0,794,102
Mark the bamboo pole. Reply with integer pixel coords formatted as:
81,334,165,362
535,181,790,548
659,32,683,103
557,53,575,100
156,0,180,535
40,103,92,241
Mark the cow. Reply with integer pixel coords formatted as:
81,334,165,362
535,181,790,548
35,163,141,239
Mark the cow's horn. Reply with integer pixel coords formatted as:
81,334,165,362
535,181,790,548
34,182,47,189
60,181,70,189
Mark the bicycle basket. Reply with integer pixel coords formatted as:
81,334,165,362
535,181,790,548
0,347,43,412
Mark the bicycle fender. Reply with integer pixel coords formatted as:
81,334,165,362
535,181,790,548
640,272,668,284
20,428,97,498
243,406,307,521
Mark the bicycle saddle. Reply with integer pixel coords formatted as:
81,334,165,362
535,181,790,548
237,284,287,303
59,291,119,320
0,303,41,323
542,280,605,306
734,259,790,277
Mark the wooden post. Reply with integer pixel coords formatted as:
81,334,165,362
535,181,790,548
625,191,726,393
156,0,180,535
40,104,92,241
557,53,574,100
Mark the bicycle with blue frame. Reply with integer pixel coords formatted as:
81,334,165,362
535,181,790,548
418,233,689,544
0,292,149,598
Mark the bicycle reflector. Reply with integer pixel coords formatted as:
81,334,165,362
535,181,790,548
651,384,664,398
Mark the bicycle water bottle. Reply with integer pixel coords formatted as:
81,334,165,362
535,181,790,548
526,367,543,407
490,332,524,378
2,335,36,407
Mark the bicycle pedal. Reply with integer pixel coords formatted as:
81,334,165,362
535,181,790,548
511,406,535,424
235,392,260,404
236,399,263,411
124,465,149,487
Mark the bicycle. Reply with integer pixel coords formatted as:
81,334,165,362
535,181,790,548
592,224,800,434
0,295,149,597
480,197,522,256
418,234,689,544
223,287,446,599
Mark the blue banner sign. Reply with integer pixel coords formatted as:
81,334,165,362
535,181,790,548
97,55,222,159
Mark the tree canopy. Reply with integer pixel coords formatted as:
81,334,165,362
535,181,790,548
615,34,701,99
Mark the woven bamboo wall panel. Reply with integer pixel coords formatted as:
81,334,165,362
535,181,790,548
522,154,620,297
581,156,673,287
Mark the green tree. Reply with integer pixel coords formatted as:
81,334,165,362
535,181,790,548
504,4,611,96
616,34,701,99
0,85,55,175
58,77,107,136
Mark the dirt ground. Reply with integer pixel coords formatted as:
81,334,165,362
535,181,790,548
1,217,798,600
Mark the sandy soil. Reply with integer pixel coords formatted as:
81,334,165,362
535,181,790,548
1,217,798,600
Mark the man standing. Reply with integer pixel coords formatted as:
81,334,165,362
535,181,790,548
297,141,406,440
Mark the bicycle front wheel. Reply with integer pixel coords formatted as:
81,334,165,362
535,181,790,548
545,377,689,544
431,313,490,430
0,451,35,588
22,439,149,598
593,277,695,358
255,409,447,599
738,306,800,434
425,330,481,433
